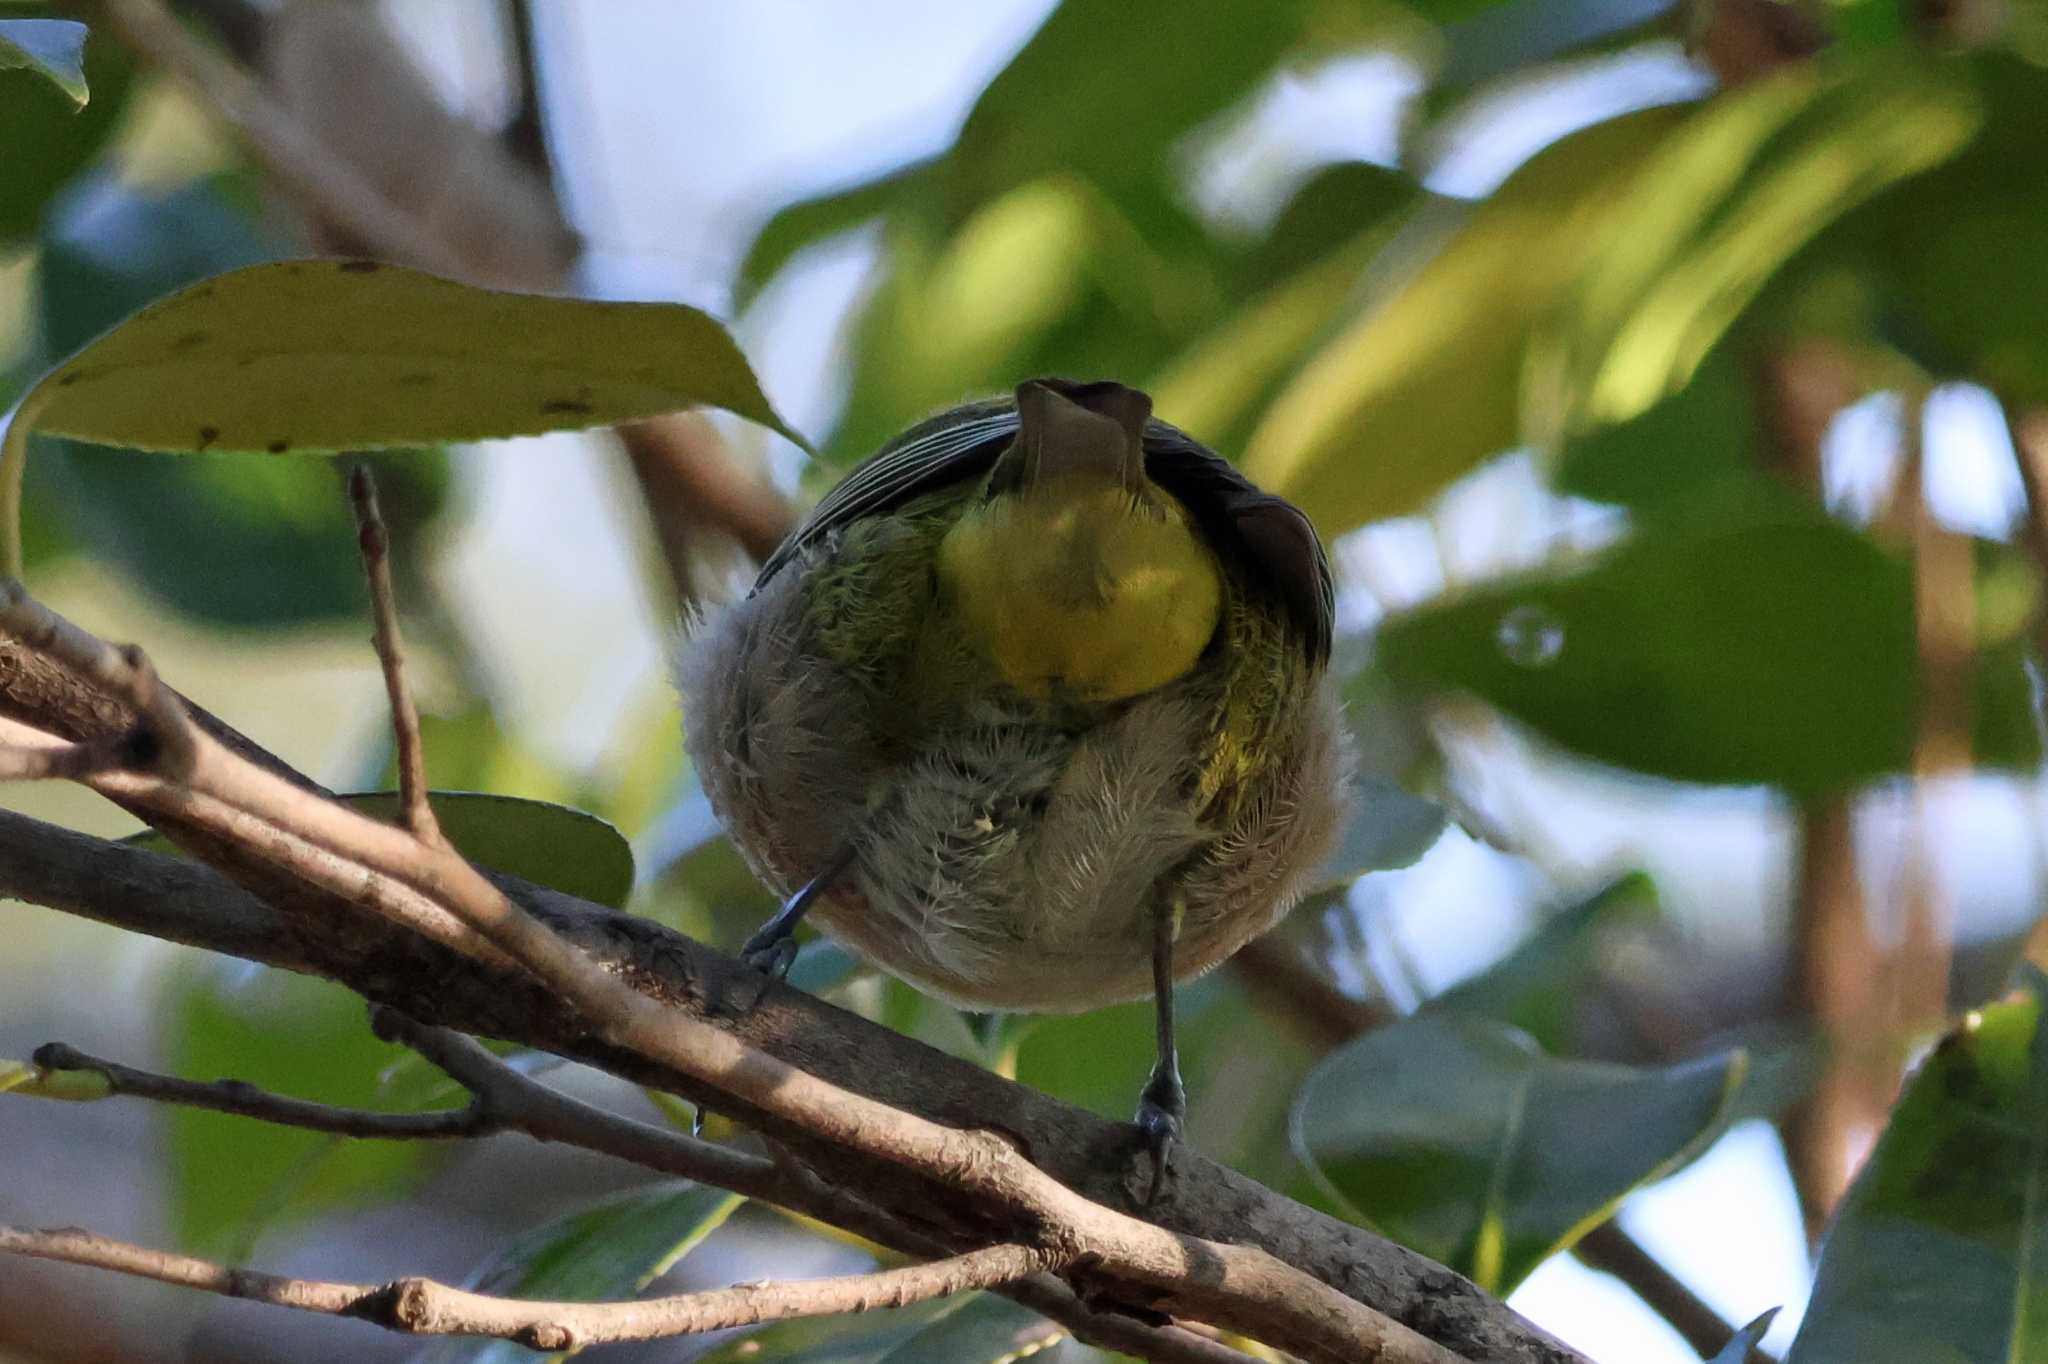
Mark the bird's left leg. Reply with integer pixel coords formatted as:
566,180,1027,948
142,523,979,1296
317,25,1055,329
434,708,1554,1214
1134,895,1187,1203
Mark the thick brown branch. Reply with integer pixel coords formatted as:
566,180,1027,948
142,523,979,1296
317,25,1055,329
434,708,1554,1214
0,1224,1055,1349
0,614,1583,1363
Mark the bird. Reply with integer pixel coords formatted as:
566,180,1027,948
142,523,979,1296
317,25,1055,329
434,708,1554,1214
677,378,1348,1191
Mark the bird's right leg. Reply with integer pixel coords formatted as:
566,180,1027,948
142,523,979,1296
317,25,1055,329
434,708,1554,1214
740,844,856,1004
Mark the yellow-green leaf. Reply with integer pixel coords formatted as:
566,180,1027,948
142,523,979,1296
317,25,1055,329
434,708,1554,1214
18,258,805,455
1,258,806,573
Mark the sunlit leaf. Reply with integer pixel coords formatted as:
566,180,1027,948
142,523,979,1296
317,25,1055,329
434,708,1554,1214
10,258,804,459
25,176,451,626
700,1288,1060,1364
128,791,635,909
1242,105,1691,534
411,1182,742,1364
0,17,85,105
1377,483,2044,794
165,964,446,1251
1786,976,2048,1363
1549,57,1976,435
1291,1011,1745,1293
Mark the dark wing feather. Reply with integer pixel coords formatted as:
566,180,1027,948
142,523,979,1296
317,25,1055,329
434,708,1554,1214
753,392,1334,665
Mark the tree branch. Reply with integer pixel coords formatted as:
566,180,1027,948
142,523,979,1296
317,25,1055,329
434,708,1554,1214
0,592,1583,1363
0,1224,1055,1350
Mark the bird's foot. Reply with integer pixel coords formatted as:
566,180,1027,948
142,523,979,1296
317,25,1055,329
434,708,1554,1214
737,922,799,1011
1133,1062,1186,1206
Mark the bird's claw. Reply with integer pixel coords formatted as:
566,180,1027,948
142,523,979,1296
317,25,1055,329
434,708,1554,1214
738,929,799,1010
1133,1065,1186,1205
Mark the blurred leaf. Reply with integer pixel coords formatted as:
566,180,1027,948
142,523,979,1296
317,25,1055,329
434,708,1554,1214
1312,774,1448,886
1786,978,2048,1363
941,0,1330,227
1242,104,1691,533
1551,338,1758,509
1233,161,1424,294
0,17,85,104
1431,873,1659,1052
410,1182,741,1364
1291,1011,1746,1293
29,175,447,627
701,1289,1060,1364
824,178,1203,467
735,160,934,305
15,258,806,457
1856,53,2048,405
1711,1308,1781,1364
129,791,634,908
1433,0,1681,90
165,963,443,1251
1550,58,1975,434
1378,483,2044,794
0,7,131,244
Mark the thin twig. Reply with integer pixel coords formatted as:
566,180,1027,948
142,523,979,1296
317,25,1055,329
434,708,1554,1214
348,467,442,845
28,1042,488,1141
0,1224,1053,1349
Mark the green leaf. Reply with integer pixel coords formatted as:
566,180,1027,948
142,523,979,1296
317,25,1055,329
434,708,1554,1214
1312,774,1448,885
12,258,806,457
735,161,934,305
164,963,446,1251
1858,53,2048,405
0,17,85,105
0,7,132,244
24,177,452,627
1241,104,1692,534
1432,874,1659,1053
1377,484,2044,794
701,1289,1060,1364
1551,338,1759,510
1786,980,2048,1363
1711,1308,1781,1364
410,1182,741,1364
129,791,635,908
1290,1011,1746,1293
1549,58,1976,435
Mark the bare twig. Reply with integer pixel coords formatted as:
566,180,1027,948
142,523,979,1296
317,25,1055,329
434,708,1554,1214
348,467,443,845
26,1014,1260,1364
0,1224,1054,1349
28,1042,487,1141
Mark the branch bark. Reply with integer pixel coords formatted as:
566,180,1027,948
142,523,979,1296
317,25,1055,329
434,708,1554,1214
0,1224,1056,1350
0,589,1568,1363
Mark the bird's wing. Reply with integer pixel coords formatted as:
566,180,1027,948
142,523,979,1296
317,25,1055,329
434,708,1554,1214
753,390,1334,665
